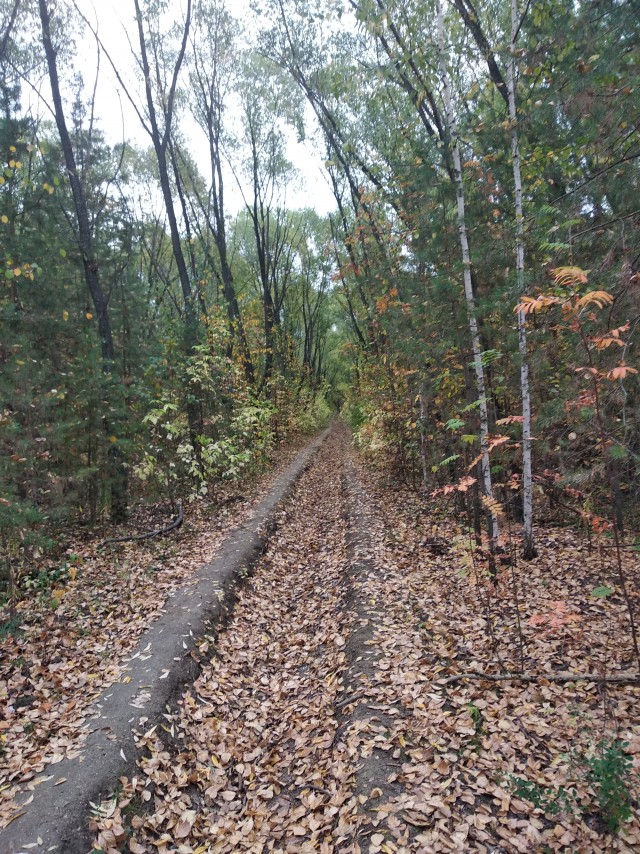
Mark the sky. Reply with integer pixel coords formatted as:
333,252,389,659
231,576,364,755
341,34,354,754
67,0,337,216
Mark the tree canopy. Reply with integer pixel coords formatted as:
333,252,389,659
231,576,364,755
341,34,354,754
1,0,638,585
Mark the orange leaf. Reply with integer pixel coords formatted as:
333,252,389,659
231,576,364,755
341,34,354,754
606,363,638,381
515,294,561,315
576,290,614,310
551,266,589,287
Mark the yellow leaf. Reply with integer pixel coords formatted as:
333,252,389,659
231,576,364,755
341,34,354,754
1,215,8,224
551,266,589,287
62,310,69,321
13,267,21,276
576,290,614,310
85,312,93,319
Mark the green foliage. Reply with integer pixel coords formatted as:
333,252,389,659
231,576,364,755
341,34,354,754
466,702,484,750
295,393,331,434
0,613,23,639
508,738,635,835
591,586,613,599
22,556,77,593
2,0,639,552
345,401,366,432
136,332,279,500
509,775,577,817
585,739,634,833
200,397,276,483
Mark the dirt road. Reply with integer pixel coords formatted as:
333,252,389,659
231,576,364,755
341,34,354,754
8,425,638,853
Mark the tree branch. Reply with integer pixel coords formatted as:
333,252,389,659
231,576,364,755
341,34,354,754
439,669,640,685
100,503,184,548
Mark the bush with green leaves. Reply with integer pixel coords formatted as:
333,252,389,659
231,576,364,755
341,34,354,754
136,336,277,501
508,737,635,836
585,738,634,834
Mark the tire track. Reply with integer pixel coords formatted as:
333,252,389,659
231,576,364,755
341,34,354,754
96,429,360,852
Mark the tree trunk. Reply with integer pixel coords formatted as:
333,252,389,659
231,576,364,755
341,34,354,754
435,0,499,552
419,379,428,491
507,0,536,558
39,0,128,523
132,0,203,458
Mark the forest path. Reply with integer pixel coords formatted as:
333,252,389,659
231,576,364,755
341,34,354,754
88,427,640,854
90,425,427,853
1,428,331,854
88,425,480,854
7,427,639,853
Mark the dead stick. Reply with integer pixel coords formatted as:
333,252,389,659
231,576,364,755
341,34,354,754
439,670,640,686
335,690,367,709
99,503,184,549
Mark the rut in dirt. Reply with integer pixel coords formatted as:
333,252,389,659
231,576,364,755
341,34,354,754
103,427,369,852
80,423,640,854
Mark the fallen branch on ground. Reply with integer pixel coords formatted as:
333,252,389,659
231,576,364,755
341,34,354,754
439,669,640,686
100,503,184,549
335,690,367,709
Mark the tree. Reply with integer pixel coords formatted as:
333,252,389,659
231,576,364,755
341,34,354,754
235,54,303,389
189,0,254,382
38,0,128,522
505,0,535,557
0,0,20,65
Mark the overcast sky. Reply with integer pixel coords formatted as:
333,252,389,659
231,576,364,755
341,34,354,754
66,0,336,216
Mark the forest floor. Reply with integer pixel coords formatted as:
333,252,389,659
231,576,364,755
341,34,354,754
2,425,640,852
0,434,314,836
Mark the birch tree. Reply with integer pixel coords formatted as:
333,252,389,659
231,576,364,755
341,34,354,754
235,55,302,389
506,0,535,558
449,0,536,557
130,0,195,345
435,0,499,551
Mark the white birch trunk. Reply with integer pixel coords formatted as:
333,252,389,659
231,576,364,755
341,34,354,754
419,380,428,491
435,0,499,547
507,0,536,557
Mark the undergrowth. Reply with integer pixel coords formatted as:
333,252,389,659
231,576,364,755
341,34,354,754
508,737,635,835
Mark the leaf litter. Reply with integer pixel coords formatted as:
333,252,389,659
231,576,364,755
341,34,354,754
92,429,357,852
0,439,311,830
92,428,639,852
337,454,640,852
6,426,638,851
